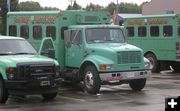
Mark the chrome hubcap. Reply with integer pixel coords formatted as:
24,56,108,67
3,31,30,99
85,71,94,88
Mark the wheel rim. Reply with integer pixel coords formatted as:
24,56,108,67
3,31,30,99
85,71,94,89
147,57,154,69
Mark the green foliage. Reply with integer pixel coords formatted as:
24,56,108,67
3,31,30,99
86,3,104,11
106,2,142,14
17,1,42,11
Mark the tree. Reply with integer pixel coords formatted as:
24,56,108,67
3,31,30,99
17,1,42,11
86,3,104,11
0,0,19,35
105,2,117,15
43,7,59,10
67,0,81,10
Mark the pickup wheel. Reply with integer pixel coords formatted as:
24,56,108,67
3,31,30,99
129,79,146,91
145,53,160,73
83,65,101,95
0,77,8,104
42,92,57,101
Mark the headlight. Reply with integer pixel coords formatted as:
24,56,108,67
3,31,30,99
99,64,113,70
6,67,16,80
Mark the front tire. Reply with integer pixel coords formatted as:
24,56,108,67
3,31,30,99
83,65,101,95
0,77,8,104
129,79,146,91
42,92,57,101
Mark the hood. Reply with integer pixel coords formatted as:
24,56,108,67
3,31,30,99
0,55,58,67
88,43,142,52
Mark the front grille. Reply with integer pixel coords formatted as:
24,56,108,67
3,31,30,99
17,62,55,80
117,51,141,64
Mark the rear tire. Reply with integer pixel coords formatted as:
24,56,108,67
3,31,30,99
0,77,8,104
83,65,101,95
145,53,160,73
42,92,57,101
129,79,146,91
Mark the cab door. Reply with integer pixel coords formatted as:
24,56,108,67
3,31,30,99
39,37,56,59
65,29,84,68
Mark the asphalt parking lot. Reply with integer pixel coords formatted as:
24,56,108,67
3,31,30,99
0,71,180,111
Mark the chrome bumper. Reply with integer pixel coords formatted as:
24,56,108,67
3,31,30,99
99,70,151,81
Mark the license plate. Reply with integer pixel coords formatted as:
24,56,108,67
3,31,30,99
40,81,50,86
126,72,135,78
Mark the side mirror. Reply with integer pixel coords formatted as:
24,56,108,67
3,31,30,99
48,49,55,59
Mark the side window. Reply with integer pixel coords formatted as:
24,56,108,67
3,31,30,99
33,26,42,40
46,26,56,40
61,27,68,40
70,30,82,44
20,25,29,39
163,25,173,37
150,26,159,37
178,26,180,37
138,26,146,37
9,25,17,36
126,27,134,37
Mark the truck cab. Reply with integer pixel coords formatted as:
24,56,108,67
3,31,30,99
63,24,151,94
0,36,61,103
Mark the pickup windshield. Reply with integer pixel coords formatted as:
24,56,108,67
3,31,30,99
0,39,37,55
86,28,125,43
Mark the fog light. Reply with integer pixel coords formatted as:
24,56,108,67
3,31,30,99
8,73,15,80
6,67,16,80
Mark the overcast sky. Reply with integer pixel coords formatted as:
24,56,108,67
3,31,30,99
19,0,151,10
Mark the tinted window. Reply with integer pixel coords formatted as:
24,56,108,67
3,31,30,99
150,26,159,37
20,25,29,39
126,27,134,37
163,26,173,37
33,26,42,39
46,26,56,40
138,26,146,37
9,25,17,36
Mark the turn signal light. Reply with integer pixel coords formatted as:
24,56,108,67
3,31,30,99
99,65,107,70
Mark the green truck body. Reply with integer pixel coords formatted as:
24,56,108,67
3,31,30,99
0,36,61,103
7,10,151,94
123,14,180,72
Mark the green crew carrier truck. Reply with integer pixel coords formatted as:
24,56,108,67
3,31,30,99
7,10,151,94
0,36,61,103
123,14,180,72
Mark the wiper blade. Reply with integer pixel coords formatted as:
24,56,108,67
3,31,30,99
15,52,36,55
0,52,15,55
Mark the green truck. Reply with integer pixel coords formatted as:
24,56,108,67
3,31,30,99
0,36,61,103
7,10,151,95
123,14,180,72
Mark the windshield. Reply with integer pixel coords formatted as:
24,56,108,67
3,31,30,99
0,39,37,55
86,28,125,43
